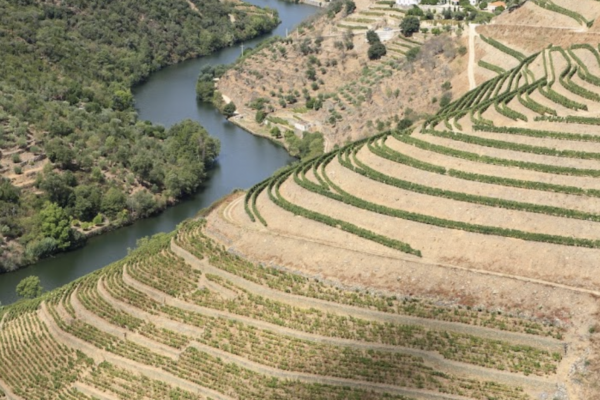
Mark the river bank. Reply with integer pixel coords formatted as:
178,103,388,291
0,0,319,306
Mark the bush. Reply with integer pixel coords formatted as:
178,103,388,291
16,276,43,299
223,102,237,118
255,110,267,123
400,16,420,37
93,214,104,226
405,47,420,61
439,92,452,107
368,43,387,60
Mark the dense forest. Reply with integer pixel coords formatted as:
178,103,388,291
0,0,280,271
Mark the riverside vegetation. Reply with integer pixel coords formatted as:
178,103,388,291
0,0,279,271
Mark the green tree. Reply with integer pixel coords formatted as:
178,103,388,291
400,16,420,37
270,126,282,138
196,81,215,102
255,110,267,123
345,0,356,14
440,92,452,107
368,42,387,60
112,89,134,111
397,118,413,130
480,1,488,10
73,185,102,222
16,276,43,299
101,188,127,217
366,30,380,45
223,102,236,117
39,201,73,250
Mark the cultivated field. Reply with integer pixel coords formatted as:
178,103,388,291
3,1,600,399
0,224,573,399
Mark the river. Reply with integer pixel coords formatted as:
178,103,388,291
0,0,319,306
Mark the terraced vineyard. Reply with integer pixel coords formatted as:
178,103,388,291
0,222,570,399
240,42,600,288
209,35,600,399
4,1,600,399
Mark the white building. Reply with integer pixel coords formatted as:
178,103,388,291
395,0,420,6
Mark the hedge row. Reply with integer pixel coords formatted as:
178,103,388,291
270,166,422,256
480,34,525,61
425,129,600,160
568,47,600,87
534,115,600,126
371,133,600,198
473,124,600,143
308,142,600,249
494,101,528,122
393,132,600,177
341,142,600,223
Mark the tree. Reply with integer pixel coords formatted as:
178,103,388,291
38,172,75,208
73,185,102,222
39,201,73,250
196,80,215,102
400,17,420,37
101,187,127,217
397,118,413,130
344,0,356,14
368,42,387,60
270,126,281,138
480,1,488,10
366,30,380,45
255,110,267,123
406,6,424,17
112,89,134,111
16,276,43,299
440,92,452,107
223,102,236,118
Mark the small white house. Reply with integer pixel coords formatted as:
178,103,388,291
395,0,420,7
293,118,315,132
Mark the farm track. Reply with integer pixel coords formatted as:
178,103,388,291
469,24,478,90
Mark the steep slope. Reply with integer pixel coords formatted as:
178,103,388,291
216,2,467,151
0,226,572,399
206,30,600,400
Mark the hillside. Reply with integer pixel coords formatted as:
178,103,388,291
5,0,600,399
215,0,470,153
0,0,278,271
0,222,571,399
202,1,600,398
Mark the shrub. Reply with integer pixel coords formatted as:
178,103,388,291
223,102,236,118
400,16,420,37
368,43,387,60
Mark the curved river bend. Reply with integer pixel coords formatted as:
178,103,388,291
0,0,318,305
